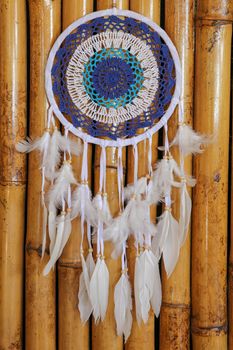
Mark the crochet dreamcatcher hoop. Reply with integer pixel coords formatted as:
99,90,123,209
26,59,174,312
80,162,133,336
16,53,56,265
17,7,209,342
45,8,182,147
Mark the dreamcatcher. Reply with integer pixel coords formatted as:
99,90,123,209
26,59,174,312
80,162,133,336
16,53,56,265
17,6,209,342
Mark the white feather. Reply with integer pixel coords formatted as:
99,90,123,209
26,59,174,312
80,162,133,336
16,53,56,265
103,214,130,245
163,213,180,277
59,135,83,157
149,251,162,318
179,180,194,247
134,255,142,324
43,213,65,275
71,184,97,226
93,193,112,225
170,124,211,156
124,177,148,201
44,128,63,180
86,252,95,278
41,204,48,259
47,163,77,209
90,258,109,322
138,250,156,323
78,254,93,323
58,212,72,256
48,204,57,255
114,273,133,342
16,131,51,166
152,210,170,260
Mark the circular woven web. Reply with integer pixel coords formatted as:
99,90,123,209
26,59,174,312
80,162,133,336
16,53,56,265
48,10,180,142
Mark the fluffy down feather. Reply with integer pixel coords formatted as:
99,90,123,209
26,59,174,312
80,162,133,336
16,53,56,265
71,184,97,226
170,124,211,156
47,163,77,209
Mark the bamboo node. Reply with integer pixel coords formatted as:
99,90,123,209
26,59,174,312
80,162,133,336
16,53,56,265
88,248,93,253
66,208,72,213
96,253,101,259
60,211,66,216
101,255,105,260
103,192,108,197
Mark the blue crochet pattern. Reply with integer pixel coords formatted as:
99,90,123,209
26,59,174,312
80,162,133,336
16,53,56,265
51,15,175,140
83,48,144,109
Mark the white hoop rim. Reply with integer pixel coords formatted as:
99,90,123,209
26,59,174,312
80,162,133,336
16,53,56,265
45,8,181,147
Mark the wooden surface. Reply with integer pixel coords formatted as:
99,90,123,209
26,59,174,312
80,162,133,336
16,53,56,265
192,1,232,349
58,3,93,350
25,2,61,349
0,1,27,348
159,1,194,349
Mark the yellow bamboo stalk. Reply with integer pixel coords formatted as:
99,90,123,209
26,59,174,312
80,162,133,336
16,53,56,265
0,1,26,349
229,91,233,350
159,1,194,348
126,1,160,349
192,1,232,349
58,1,93,349
25,2,61,349
92,1,128,349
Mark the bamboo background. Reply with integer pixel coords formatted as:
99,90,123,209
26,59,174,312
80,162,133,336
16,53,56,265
0,0,232,349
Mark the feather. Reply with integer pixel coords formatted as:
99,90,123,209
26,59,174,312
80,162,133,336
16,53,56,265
16,131,51,167
78,252,95,323
59,135,83,157
44,128,63,180
43,213,65,275
47,162,77,209
103,214,130,245
170,124,211,156
151,210,170,260
93,193,112,225
162,213,180,277
58,211,72,256
124,177,148,201
41,204,48,259
149,251,162,318
78,254,93,323
134,254,142,324
138,250,156,323
86,251,95,278
90,257,109,322
71,184,97,226
48,204,57,255
114,273,133,342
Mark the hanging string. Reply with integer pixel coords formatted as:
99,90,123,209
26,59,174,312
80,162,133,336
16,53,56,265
133,142,138,185
148,135,153,177
81,141,88,182
117,145,124,211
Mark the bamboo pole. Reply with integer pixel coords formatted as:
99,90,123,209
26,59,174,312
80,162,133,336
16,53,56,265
229,79,233,350
92,1,128,349
159,1,194,348
25,2,61,349
192,1,232,349
0,1,27,349
126,1,160,349
58,1,93,349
